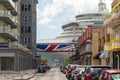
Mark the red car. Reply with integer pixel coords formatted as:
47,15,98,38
99,69,120,80
66,64,79,79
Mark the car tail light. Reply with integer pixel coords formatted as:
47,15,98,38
77,74,81,79
67,69,72,73
86,74,91,80
75,70,79,73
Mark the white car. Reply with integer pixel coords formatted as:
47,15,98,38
71,65,86,80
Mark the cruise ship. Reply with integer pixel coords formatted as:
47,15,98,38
37,0,108,52
56,13,107,42
56,0,108,43
56,22,82,43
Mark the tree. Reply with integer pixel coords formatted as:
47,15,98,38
40,57,49,65
64,57,71,63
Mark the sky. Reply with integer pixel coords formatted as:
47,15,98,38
37,0,112,41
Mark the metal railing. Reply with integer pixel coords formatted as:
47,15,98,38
0,27,18,40
0,10,17,26
104,38,120,50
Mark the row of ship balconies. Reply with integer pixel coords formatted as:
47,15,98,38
0,0,18,15
0,10,18,28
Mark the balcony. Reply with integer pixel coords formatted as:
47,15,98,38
0,0,15,10
0,10,17,28
0,27,18,41
109,12,120,28
103,17,111,27
104,8,120,28
112,0,120,10
0,0,18,16
104,38,120,51
104,42,112,51
10,42,31,52
10,8,18,16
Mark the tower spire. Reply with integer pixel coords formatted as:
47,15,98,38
98,0,108,13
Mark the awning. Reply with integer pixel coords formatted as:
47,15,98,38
93,53,101,59
99,51,110,58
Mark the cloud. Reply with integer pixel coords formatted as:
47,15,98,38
49,25,56,29
38,17,52,24
37,0,112,40
37,0,112,27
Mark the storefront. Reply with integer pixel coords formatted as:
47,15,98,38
0,49,34,71
99,50,110,65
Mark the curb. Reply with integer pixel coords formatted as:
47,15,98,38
14,75,34,80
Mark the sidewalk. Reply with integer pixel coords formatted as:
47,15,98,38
0,70,36,80
14,75,34,80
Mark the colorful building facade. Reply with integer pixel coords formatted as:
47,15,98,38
103,0,120,69
78,26,103,65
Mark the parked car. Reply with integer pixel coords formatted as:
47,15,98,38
66,64,79,79
83,65,111,80
45,65,51,71
38,66,46,73
99,69,120,80
71,65,86,80
60,64,68,74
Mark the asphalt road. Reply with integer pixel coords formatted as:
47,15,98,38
30,68,67,80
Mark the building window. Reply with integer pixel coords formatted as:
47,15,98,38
21,4,24,11
0,43,8,48
23,37,31,44
21,26,31,33
21,4,31,11
28,16,31,22
28,4,31,11
24,27,27,33
25,5,28,11
28,26,31,33
21,26,24,33
28,37,31,43
24,16,27,22
24,37,28,44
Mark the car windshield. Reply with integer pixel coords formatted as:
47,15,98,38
39,66,45,68
90,67,110,72
110,73,120,80
78,68,85,71
77,68,85,73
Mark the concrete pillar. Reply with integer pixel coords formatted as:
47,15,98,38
14,53,19,71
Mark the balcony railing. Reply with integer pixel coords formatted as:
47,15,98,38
9,0,15,8
12,0,18,2
104,38,120,50
104,8,120,28
0,27,18,40
10,42,31,52
0,0,15,10
0,10,17,28
104,16,111,27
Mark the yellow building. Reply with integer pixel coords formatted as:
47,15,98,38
103,0,120,69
